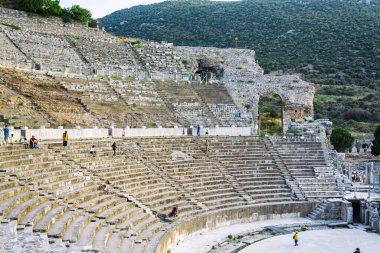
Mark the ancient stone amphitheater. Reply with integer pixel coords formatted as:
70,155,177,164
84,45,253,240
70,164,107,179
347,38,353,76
0,6,346,253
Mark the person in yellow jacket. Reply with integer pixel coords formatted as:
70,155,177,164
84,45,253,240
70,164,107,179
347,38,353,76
63,131,69,147
293,231,299,246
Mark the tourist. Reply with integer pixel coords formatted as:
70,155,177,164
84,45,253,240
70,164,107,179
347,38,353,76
362,143,368,153
98,184,106,191
293,231,299,246
3,125,9,145
168,205,178,217
29,136,38,149
104,180,112,194
63,131,69,147
205,126,209,135
197,125,201,136
205,139,209,153
22,138,28,149
354,248,361,253
90,145,97,157
9,134,14,144
112,142,117,156
355,141,361,153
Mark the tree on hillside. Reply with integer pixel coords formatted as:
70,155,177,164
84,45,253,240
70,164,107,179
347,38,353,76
62,5,92,23
371,125,380,156
330,128,354,153
18,0,62,16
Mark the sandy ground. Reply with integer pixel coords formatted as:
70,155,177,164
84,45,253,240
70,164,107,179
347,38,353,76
240,228,380,253
172,217,312,253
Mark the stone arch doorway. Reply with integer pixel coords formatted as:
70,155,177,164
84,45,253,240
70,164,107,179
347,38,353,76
258,93,284,135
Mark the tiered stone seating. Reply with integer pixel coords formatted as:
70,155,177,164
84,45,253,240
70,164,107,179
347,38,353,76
154,81,217,126
0,136,340,252
136,41,187,78
59,77,127,127
0,144,84,250
193,83,249,126
0,30,28,63
137,137,247,211
207,136,294,203
109,80,177,127
6,29,86,70
0,7,110,39
69,36,137,73
110,80,163,107
273,141,342,199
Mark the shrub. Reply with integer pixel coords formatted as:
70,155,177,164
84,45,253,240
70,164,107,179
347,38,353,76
1,23,21,30
227,234,234,240
288,128,302,135
343,108,373,122
63,5,92,23
301,226,307,231
18,0,62,16
371,125,380,156
88,19,98,28
330,128,354,152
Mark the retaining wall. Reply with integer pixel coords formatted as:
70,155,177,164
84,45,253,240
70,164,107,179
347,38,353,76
4,127,254,141
155,201,318,253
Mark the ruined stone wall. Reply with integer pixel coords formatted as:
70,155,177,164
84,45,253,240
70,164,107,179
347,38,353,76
175,46,315,131
0,9,315,130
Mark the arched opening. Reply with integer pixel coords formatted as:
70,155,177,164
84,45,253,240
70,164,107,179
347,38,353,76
258,93,283,135
195,58,224,82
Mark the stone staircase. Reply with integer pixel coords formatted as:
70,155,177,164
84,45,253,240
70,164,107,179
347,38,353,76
272,140,343,200
206,136,294,204
263,138,305,200
307,201,330,219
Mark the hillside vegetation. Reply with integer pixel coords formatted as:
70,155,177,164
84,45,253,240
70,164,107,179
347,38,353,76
101,0,380,133
101,0,379,87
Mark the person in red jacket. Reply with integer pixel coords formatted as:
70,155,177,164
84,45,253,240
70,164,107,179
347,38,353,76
168,205,178,217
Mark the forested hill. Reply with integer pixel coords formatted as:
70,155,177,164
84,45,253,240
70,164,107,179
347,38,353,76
101,0,380,88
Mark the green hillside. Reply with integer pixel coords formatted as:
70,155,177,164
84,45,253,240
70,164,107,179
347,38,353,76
101,0,380,133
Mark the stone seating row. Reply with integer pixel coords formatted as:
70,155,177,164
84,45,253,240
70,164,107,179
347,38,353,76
206,137,294,204
5,29,86,67
0,11,112,39
0,136,340,252
137,41,186,73
68,36,137,68
273,141,342,199
0,31,28,62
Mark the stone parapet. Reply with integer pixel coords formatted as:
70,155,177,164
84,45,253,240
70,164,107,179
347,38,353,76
155,201,318,253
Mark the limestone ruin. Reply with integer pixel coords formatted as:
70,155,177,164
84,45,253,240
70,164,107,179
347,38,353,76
0,6,378,253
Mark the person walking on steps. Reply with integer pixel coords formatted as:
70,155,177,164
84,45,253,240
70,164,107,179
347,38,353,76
3,125,9,145
63,131,68,147
293,231,299,246
112,142,117,156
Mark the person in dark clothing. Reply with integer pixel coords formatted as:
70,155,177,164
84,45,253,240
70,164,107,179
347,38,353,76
112,142,117,156
354,248,361,253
